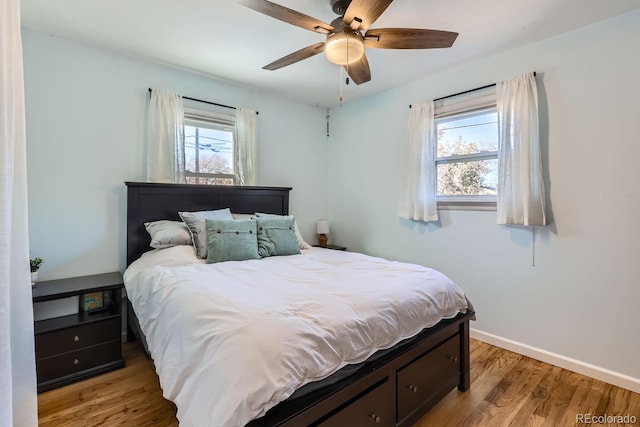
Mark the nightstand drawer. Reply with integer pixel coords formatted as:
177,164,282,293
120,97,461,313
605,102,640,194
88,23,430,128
36,340,122,383
35,317,121,358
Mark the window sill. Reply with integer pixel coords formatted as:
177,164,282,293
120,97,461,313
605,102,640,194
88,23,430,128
437,201,496,211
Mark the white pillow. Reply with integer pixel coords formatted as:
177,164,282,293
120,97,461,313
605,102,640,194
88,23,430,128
179,208,234,258
254,213,311,250
144,220,192,249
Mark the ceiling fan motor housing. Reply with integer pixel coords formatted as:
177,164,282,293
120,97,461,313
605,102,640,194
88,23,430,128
330,0,352,16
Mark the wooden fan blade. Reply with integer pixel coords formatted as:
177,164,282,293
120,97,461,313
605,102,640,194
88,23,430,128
344,54,371,85
343,0,394,31
263,42,326,70
364,28,458,49
237,0,333,34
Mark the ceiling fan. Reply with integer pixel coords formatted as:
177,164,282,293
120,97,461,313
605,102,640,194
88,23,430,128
237,0,458,85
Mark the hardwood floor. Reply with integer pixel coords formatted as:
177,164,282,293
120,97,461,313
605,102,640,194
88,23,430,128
38,339,640,426
416,342,639,427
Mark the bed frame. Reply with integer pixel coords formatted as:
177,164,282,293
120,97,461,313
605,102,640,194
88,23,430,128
125,181,473,427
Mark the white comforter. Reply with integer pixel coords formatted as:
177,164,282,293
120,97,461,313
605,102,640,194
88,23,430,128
124,246,469,427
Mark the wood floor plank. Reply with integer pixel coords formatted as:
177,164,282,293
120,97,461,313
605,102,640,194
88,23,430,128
38,339,640,426
474,357,551,426
539,370,580,426
558,375,596,426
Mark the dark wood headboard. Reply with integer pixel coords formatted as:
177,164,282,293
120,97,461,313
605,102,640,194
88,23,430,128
126,182,292,265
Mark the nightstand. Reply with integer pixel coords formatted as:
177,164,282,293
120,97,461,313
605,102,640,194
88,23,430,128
32,272,125,393
313,244,347,251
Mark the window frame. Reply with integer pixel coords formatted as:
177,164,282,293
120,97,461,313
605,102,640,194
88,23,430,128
183,107,237,185
433,87,498,210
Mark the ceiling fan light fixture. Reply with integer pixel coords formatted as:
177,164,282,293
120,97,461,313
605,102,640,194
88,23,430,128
325,31,365,65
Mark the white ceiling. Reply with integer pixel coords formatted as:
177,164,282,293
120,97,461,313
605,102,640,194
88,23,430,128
20,0,640,108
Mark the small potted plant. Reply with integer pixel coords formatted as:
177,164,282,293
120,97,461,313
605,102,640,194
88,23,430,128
30,257,43,285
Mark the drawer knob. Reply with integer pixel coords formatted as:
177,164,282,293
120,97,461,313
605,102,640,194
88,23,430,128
74,336,80,342
73,358,79,365
368,413,381,423
407,384,419,393
448,355,459,363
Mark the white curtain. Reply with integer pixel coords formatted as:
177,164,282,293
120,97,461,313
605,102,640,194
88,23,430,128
235,109,257,186
398,101,438,222
146,90,185,183
0,0,39,425
496,72,546,225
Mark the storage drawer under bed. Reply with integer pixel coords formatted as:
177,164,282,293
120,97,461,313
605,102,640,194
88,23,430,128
316,377,395,427
396,333,461,422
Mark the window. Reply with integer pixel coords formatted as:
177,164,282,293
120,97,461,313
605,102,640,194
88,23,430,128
434,87,498,209
184,108,236,185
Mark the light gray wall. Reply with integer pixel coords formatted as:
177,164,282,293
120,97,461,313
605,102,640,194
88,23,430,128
23,29,328,280
327,10,640,379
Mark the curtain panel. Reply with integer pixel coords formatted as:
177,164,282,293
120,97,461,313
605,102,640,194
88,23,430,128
398,101,438,222
0,0,38,424
146,90,186,183
496,72,546,226
235,109,257,186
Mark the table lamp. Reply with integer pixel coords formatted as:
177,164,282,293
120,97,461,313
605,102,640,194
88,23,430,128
316,219,330,247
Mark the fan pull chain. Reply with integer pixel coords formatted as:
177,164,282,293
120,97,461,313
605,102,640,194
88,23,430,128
346,36,350,86
339,66,343,103
326,109,330,137
346,62,350,86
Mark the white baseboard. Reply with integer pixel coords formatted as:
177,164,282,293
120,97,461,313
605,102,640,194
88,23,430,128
470,328,640,394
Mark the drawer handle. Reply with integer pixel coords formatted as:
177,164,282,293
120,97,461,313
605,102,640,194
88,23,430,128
407,384,418,393
448,355,459,363
73,359,80,365
368,413,381,423
73,336,80,342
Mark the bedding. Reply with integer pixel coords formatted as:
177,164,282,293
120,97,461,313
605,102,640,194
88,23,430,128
124,246,469,427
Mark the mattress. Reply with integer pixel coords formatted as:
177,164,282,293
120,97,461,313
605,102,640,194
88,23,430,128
124,245,469,426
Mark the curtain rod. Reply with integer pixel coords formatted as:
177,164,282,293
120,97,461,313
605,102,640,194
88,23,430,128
410,71,537,109
148,88,258,115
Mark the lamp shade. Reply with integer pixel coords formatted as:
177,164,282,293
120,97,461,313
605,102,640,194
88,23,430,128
316,219,330,234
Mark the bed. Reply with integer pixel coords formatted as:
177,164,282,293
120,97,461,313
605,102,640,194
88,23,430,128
124,181,474,427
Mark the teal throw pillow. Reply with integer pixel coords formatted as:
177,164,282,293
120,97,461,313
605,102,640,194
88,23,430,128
206,219,260,263
256,217,301,257
179,208,234,258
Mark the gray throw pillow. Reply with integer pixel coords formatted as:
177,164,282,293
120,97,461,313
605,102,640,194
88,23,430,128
256,217,301,257
206,219,260,263
179,208,234,258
